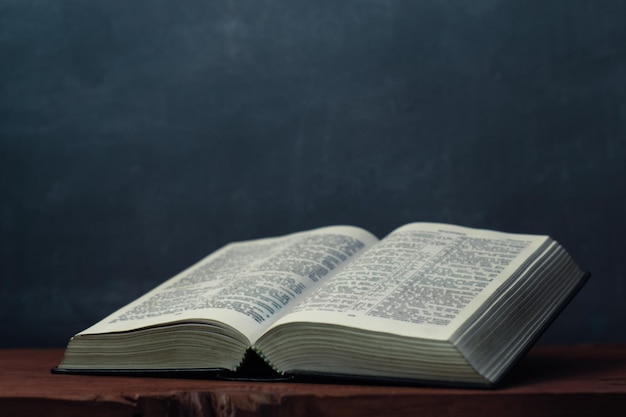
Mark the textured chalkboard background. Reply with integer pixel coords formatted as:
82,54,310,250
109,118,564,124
1,1,625,347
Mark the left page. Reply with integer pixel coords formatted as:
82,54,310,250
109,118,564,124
78,225,378,343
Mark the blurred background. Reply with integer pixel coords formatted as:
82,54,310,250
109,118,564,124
1,0,624,347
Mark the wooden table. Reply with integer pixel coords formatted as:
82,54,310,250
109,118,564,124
1,345,625,417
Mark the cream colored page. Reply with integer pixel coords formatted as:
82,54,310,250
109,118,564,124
270,222,548,341
79,226,379,342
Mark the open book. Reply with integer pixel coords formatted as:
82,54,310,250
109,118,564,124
54,223,589,387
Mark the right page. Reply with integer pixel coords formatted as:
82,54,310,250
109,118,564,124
269,222,549,341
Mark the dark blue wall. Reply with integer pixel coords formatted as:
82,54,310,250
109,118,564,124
2,1,625,347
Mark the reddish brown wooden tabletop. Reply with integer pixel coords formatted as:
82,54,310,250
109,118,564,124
1,345,625,417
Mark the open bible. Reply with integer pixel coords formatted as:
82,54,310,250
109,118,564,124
54,223,589,387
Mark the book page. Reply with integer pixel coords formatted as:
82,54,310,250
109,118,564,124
79,226,378,342
269,223,548,341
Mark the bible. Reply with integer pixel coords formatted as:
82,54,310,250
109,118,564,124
53,222,589,387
